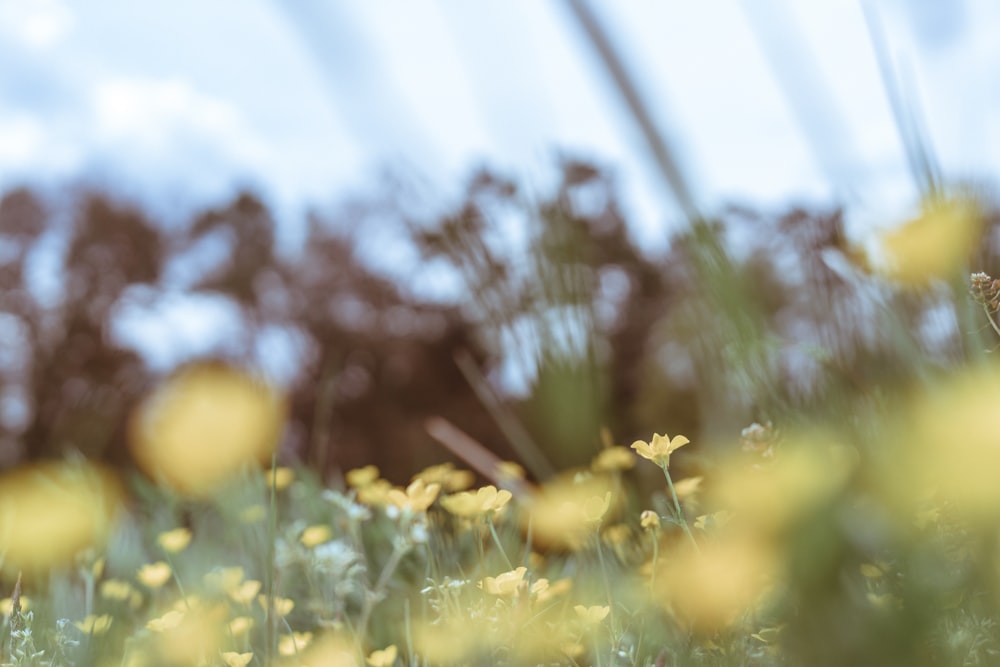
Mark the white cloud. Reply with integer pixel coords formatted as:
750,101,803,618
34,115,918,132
0,0,74,50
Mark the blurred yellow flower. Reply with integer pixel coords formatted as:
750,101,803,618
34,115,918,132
100,578,136,601
591,446,636,472
640,510,661,530
239,504,267,524
228,616,254,638
386,479,440,513
860,563,884,579
128,363,286,497
146,610,185,632
0,461,123,579
440,485,513,518
582,491,612,524
531,577,572,604
221,652,254,667
75,614,113,635
574,604,610,624
157,527,192,553
137,561,172,589
258,595,294,617
479,566,527,596
278,632,313,657
0,596,30,615
228,580,262,605
271,466,295,491
655,534,779,632
414,462,475,492
876,194,982,286
631,433,690,468
524,474,616,550
356,478,393,506
300,525,333,547
366,644,398,666
496,461,526,481
204,566,245,594
673,476,703,504
894,364,1000,521
346,465,380,488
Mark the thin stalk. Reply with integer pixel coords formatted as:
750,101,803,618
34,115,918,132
486,517,514,571
981,304,1000,339
663,466,700,553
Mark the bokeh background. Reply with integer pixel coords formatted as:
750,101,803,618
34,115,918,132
2,0,999,483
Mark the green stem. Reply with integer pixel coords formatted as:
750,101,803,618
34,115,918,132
982,304,1000,339
662,465,700,553
357,541,409,647
486,517,514,571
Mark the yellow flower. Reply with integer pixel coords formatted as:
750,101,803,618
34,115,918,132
440,485,513,518
278,632,313,657
533,577,572,604
413,463,474,492
496,461,526,481
228,580,262,605
100,578,136,601
1,596,29,615
137,561,172,588
581,491,612,524
346,465,380,488
524,474,616,550
591,446,636,472
204,566,245,593
366,644,398,666
258,595,294,617
356,478,392,506
0,461,123,579
221,652,254,667
877,194,982,286
157,527,192,553
75,613,113,635
574,604,610,624
271,467,294,491
300,525,332,547
479,566,527,596
146,609,185,632
128,363,286,498
631,433,690,468
640,510,661,530
228,616,254,638
239,504,266,524
860,563,884,579
386,479,440,513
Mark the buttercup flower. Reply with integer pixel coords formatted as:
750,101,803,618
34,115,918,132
228,579,262,605
157,527,192,553
386,479,441,513
366,644,398,666
440,485,513,518
300,524,333,547
74,613,113,635
479,566,527,596
271,466,294,490
221,652,254,667
574,604,611,624
631,432,690,468
137,561,172,588
591,446,636,472
146,610,185,632
258,594,294,617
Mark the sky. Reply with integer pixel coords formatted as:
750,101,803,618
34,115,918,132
2,0,999,377
3,0,998,245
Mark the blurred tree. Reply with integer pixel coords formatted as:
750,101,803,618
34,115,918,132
1,162,996,487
